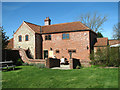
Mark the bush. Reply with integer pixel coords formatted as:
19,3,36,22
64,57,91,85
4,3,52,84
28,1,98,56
90,48,107,65
22,62,29,66
16,58,23,66
25,63,45,68
29,63,36,66
91,65,106,68
35,63,45,68
90,46,120,67
76,65,80,69
107,47,120,67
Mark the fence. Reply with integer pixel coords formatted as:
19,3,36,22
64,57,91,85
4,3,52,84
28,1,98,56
46,58,60,68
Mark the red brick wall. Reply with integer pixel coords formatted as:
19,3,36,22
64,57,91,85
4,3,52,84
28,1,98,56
42,31,92,62
46,58,60,68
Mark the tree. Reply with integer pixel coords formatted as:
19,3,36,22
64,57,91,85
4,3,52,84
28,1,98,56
76,12,107,32
0,26,9,49
112,23,120,40
97,31,103,38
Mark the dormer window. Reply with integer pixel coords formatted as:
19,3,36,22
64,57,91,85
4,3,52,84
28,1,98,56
25,35,29,41
18,35,22,42
45,35,51,40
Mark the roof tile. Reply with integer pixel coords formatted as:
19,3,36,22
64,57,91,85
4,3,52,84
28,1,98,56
94,38,108,46
6,38,13,49
25,21,90,34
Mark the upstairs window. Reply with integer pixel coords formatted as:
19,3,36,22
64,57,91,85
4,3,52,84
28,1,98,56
18,35,22,42
62,33,69,39
25,35,29,41
45,35,51,40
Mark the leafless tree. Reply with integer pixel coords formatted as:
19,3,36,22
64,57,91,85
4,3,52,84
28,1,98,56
76,12,107,32
112,23,120,40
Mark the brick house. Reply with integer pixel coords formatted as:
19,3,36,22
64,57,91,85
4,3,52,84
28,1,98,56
6,17,120,65
94,38,109,53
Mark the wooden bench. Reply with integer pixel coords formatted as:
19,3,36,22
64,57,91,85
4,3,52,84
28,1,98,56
0,61,15,70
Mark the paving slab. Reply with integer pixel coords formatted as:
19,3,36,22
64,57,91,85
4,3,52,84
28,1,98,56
51,65,70,70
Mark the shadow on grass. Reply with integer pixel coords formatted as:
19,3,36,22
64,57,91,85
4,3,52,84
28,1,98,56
2,67,22,72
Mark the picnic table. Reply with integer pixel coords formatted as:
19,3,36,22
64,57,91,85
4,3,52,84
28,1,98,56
0,61,15,70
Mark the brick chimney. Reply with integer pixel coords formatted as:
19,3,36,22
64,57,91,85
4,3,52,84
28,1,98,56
44,17,51,25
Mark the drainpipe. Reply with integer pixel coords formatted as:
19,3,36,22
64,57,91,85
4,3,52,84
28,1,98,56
40,26,42,34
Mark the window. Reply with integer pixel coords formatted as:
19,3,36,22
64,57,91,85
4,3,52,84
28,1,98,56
25,35,29,41
45,35,51,40
62,33,69,39
68,50,76,53
56,50,59,53
18,35,22,42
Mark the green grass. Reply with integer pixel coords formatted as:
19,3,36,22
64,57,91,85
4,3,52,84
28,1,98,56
2,66,118,88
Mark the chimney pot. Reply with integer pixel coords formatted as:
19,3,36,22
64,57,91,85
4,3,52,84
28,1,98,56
44,17,51,25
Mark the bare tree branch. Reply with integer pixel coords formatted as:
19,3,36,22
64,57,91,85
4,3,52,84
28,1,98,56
112,23,120,40
76,12,107,32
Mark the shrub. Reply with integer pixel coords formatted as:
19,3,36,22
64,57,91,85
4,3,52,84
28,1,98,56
35,63,45,68
107,47,120,67
90,46,120,67
27,63,45,68
91,65,106,68
16,58,23,66
76,65,80,69
29,63,36,66
22,62,29,66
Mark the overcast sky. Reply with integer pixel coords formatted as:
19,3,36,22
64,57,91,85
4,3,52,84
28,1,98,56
2,2,118,39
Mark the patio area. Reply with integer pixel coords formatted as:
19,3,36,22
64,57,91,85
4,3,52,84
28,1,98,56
51,65,70,70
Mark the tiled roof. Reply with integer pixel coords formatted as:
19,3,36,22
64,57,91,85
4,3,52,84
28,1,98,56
24,21,41,34
94,38,108,46
24,21,90,34
6,38,13,49
109,40,120,45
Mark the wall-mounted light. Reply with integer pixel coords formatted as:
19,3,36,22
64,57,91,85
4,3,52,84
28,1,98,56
87,46,89,49
50,47,52,50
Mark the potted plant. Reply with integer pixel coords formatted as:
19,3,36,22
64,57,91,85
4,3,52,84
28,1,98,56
76,65,80,69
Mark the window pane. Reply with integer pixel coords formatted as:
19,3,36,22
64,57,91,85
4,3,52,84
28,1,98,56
73,50,76,53
62,34,66,39
19,36,22,42
48,35,51,40
68,50,76,53
62,34,69,39
56,50,59,53
66,34,69,39
63,34,66,37
26,35,28,41
45,36,47,40
45,35,51,40
63,36,66,39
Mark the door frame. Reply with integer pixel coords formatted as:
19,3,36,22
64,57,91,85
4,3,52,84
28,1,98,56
43,49,48,59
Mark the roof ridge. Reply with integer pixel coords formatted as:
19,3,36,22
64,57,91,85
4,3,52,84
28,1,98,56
8,38,13,41
78,21,90,29
24,21,41,27
41,21,82,27
109,39,120,40
24,21,90,30
97,37,108,38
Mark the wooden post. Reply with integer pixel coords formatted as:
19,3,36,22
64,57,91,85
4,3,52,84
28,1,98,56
45,58,47,67
69,58,73,69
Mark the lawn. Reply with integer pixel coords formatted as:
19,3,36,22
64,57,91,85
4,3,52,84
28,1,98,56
2,66,118,88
